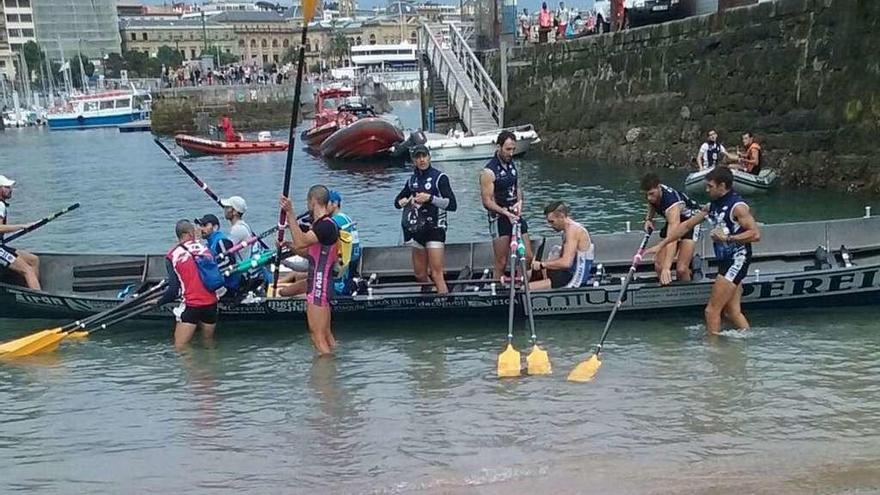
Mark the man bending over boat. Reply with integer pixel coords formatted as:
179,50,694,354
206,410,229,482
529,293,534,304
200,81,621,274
646,167,761,334
280,186,339,356
641,173,701,285
481,131,533,280
0,175,41,290
395,145,457,294
156,220,219,349
529,201,594,290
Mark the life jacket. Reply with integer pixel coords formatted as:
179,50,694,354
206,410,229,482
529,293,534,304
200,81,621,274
332,212,359,295
747,142,762,174
166,241,219,307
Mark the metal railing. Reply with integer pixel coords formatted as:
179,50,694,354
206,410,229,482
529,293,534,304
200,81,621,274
422,22,476,132
446,22,504,127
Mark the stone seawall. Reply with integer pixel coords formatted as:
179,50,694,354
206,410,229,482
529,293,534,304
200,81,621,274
491,0,880,193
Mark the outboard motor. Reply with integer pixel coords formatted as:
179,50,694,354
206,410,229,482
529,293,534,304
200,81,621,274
390,130,428,159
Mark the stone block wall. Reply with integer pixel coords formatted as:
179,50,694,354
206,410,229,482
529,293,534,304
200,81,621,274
492,0,880,192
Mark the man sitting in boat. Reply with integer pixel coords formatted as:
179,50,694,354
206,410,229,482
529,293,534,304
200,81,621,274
327,190,361,296
727,131,762,175
221,195,268,290
641,173,701,285
395,145,458,294
696,129,727,170
195,213,242,299
529,201,594,290
646,167,761,335
0,175,41,290
218,115,241,143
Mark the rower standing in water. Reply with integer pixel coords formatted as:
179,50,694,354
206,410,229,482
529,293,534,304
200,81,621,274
280,186,339,356
480,131,533,279
646,167,761,334
529,201,594,290
395,144,457,294
0,175,41,289
641,173,701,285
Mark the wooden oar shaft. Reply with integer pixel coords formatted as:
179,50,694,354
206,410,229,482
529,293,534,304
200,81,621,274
3,203,80,244
154,139,223,207
272,25,310,295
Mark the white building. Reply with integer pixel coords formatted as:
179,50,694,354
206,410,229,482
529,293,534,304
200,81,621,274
3,0,35,51
0,1,15,81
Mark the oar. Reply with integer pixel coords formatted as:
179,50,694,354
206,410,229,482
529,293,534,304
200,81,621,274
216,225,279,262
568,228,653,382
520,252,551,375
497,221,523,378
0,282,167,358
72,295,161,338
2,203,80,244
271,0,318,296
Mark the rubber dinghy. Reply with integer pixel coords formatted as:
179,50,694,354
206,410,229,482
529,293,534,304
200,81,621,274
174,134,289,155
685,167,777,195
319,117,404,160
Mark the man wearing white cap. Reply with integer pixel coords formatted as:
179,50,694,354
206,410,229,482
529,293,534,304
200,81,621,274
0,175,41,289
220,195,253,261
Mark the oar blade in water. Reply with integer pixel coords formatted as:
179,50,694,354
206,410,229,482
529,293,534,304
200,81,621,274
0,328,62,356
567,354,602,382
65,331,90,340
0,330,65,358
526,344,552,375
497,343,521,378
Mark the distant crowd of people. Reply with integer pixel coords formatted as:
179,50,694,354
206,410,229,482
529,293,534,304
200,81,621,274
161,63,291,88
520,0,626,44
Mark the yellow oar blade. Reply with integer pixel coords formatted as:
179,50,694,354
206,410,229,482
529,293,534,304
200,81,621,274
0,330,66,358
526,344,552,375
65,331,90,340
0,328,62,355
497,343,521,378
567,354,602,382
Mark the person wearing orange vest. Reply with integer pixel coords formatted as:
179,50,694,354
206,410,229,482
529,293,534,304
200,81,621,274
730,131,763,175
538,2,553,43
157,220,219,349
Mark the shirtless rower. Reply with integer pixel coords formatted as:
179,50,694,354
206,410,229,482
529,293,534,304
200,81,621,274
641,173,701,285
529,201,594,290
480,131,533,279
0,175,41,289
646,167,761,334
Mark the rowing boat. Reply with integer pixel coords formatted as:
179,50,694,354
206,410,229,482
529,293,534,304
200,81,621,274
1,216,878,321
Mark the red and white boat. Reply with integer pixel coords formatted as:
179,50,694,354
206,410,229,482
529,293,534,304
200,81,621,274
174,133,288,155
301,85,404,160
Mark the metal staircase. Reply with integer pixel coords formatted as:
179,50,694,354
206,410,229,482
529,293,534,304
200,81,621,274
421,22,504,134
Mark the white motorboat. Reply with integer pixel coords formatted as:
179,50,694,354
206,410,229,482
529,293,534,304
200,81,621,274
393,124,541,163
685,167,778,195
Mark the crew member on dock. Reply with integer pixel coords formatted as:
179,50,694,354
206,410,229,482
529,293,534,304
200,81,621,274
280,187,339,356
529,201,594,290
0,175,41,290
157,220,219,349
728,131,762,175
697,129,727,170
481,131,533,280
395,145,457,294
641,173,701,285
646,167,761,334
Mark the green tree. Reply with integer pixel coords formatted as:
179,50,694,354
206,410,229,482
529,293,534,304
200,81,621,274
123,50,149,77
156,45,184,69
282,46,299,65
103,53,125,78
22,41,44,81
69,55,95,89
323,32,350,67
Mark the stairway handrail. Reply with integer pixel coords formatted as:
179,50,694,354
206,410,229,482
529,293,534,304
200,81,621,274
421,22,475,129
446,21,504,126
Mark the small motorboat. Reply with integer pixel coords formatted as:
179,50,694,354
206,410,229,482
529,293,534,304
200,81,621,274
301,85,358,150
684,167,778,195
174,133,288,155
391,124,541,163
319,115,405,160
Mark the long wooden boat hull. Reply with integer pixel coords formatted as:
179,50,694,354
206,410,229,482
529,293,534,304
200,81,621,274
2,216,878,322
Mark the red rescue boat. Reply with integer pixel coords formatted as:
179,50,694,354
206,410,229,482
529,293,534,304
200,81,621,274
319,117,405,160
174,134,289,155
301,86,357,150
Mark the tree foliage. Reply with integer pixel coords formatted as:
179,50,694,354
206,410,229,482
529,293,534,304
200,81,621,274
156,45,184,69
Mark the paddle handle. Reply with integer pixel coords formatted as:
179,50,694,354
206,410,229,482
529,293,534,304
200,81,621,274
3,203,80,244
154,138,224,208
594,229,653,354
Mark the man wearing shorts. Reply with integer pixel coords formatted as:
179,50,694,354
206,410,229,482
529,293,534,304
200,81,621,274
646,167,761,334
156,220,219,349
641,173,702,286
394,144,457,294
480,130,533,279
0,175,41,290
530,201,594,291
280,186,339,356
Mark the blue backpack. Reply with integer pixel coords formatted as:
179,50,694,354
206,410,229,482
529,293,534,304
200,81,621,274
185,245,225,291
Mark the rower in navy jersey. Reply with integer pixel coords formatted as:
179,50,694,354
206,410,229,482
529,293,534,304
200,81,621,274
480,130,534,279
697,129,728,170
395,144,457,294
640,173,702,285
646,167,761,335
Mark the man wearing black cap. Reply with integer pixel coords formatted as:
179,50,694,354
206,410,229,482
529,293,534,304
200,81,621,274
195,214,242,298
394,144,457,294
